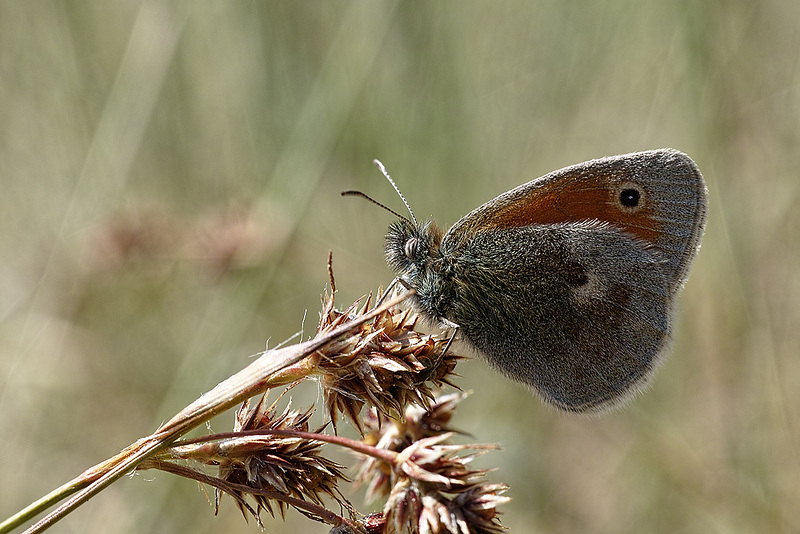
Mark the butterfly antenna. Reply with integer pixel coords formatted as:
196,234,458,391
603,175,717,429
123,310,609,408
340,190,411,223
373,159,418,226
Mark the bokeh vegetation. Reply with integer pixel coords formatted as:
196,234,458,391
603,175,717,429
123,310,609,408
1,2,799,533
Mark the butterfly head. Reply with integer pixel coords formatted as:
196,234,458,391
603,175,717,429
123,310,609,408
385,218,444,279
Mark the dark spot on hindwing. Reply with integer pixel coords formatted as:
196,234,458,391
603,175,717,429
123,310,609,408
563,261,589,287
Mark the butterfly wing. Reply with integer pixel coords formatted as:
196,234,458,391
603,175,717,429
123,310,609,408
447,221,671,412
438,149,706,411
445,149,707,292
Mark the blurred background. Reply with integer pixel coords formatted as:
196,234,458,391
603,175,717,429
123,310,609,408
1,2,798,533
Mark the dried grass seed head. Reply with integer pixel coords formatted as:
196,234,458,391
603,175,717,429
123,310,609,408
357,392,470,501
215,395,349,522
315,290,463,433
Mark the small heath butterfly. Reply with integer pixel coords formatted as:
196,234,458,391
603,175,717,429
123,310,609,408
352,149,707,413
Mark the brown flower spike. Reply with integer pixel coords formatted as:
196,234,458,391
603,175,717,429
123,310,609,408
352,395,509,534
212,395,350,522
6,279,508,534
314,289,463,433
357,392,467,502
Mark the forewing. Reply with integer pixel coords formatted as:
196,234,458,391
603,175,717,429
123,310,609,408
445,149,707,291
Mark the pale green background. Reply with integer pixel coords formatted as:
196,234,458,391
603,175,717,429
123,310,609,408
1,2,798,533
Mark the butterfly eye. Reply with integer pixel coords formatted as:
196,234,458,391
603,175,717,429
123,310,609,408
615,182,645,212
404,237,418,259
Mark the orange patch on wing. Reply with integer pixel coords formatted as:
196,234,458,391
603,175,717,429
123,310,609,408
483,176,660,244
